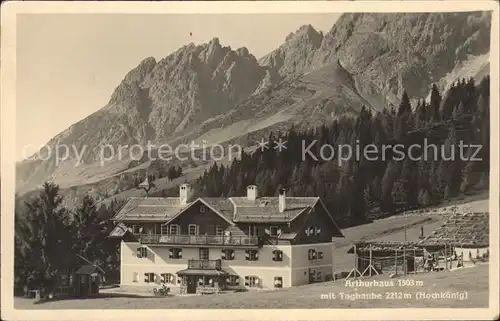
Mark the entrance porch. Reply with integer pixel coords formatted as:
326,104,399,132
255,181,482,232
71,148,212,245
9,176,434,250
176,259,228,294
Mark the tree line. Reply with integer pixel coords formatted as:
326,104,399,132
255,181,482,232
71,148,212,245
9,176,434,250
195,76,490,227
14,184,126,295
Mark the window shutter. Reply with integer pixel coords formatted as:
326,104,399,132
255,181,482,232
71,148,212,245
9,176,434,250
170,274,175,283
235,276,240,285
318,252,323,259
230,250,235,259
255,278,260,287
279,251,283,260
272,250,276,261
133,272,138,282
226,277,230,283
244,276,249,286
305,228,309,236
144,273,149,283
316,227,321,235
161,274,166,283
255,251,259,260
245,250,250,260
277,228,282,235
168,248,173,259
221,249,226,260
178,249,183,258
137,248,142,258
144,248,148,259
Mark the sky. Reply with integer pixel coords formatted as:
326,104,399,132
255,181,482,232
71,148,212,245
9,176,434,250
16,13,340,161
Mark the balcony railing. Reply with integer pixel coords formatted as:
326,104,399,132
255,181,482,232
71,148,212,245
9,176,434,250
188,259,222,270
138,234,261,246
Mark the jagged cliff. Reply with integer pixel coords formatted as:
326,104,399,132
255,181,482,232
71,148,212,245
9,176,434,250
16,12,491,194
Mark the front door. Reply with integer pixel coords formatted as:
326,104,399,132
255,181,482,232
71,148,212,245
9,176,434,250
187,276,197,294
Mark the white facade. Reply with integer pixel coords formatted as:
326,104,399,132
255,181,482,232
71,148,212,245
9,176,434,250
119,241,334,289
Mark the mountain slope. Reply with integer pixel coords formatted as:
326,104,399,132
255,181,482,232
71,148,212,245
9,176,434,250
16,12,491,195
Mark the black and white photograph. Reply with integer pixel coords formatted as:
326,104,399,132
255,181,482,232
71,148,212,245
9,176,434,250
1,1,498,320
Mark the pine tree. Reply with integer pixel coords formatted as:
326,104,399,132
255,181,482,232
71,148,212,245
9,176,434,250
20,182,72,292
430,84,442,122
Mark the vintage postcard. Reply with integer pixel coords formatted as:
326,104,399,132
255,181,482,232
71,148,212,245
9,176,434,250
1,1,499,320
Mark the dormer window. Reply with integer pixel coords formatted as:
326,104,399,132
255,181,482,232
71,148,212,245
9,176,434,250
269,226,281,237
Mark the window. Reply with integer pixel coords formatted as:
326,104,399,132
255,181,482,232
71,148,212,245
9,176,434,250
199,248,210,260
316,271,323,281
245,250,259,261
161,273,175,284
244,276,259,287
221,249,235,260
308,249,317,260
133,225,142,234
248,224,258,236
168,248,183,259
161,224,169,234
188,224,199,236
169,224,180,235
272,250,283,262
226,275,239,286
274,276,283,288
144,272,155,283
317,251,324,259
269,226,281,236
305,226,321,236
137,246,148,258
200,205,207,213
215,225,224,236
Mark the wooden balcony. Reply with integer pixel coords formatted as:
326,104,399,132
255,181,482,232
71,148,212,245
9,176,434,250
137,234,261,247
188,259,222,270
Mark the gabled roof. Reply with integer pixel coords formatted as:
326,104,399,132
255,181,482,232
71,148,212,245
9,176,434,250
111,195,334,225
163,198,235,226
418,212,489,248
111,197,189,222
229,197,318,223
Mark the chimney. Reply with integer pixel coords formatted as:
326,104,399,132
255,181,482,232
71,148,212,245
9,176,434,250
247,185,258,201
179,184,192,205
278,188,286,213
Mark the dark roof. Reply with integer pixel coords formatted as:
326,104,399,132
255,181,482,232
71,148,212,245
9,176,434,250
418,212,489,248
76,265,99,275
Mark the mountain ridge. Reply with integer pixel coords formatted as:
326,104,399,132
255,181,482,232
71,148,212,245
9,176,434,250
16,12,491,196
